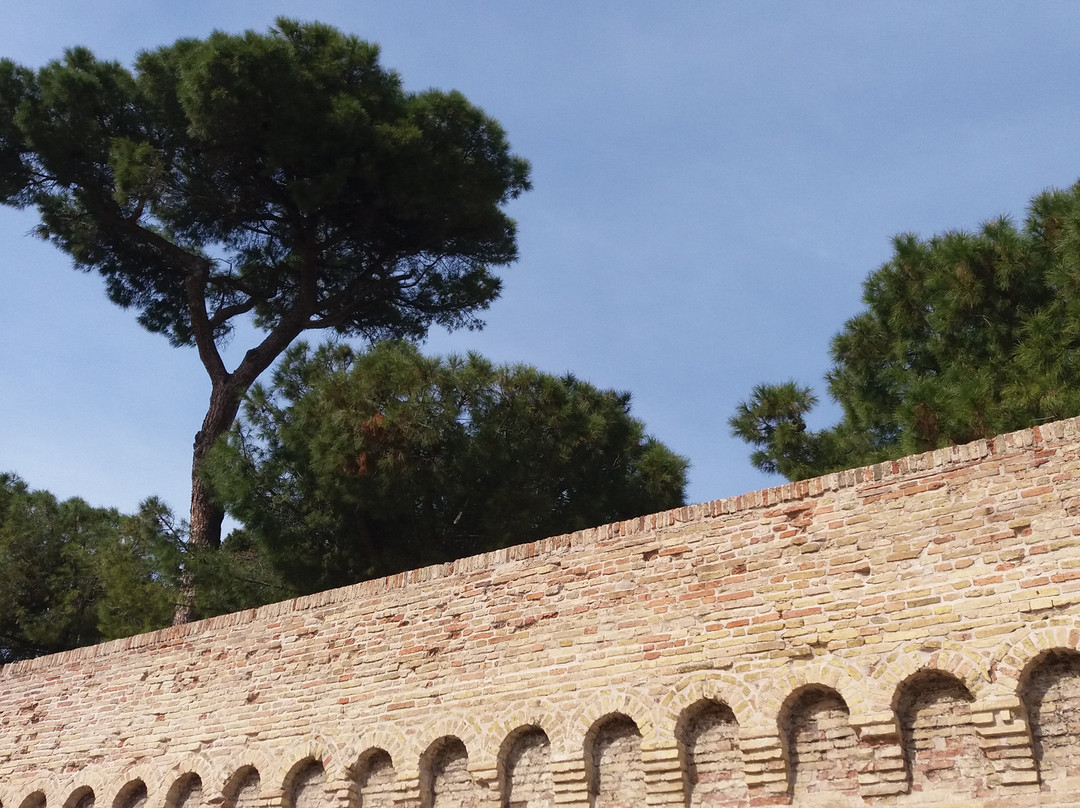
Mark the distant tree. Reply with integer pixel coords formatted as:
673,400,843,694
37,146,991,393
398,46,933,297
732,182,1080,480
0,474,179,662
205,341,689,595
729,382,828,479
0,20,530,620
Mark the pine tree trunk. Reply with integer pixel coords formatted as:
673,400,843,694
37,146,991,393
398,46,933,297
173,382,244,625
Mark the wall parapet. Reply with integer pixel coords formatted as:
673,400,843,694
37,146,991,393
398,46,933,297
4,417,1080,807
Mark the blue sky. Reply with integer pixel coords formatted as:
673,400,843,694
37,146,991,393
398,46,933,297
3,2,1080,521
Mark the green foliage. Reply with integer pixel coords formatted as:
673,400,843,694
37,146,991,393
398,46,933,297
0,475,179,662
205,341,689,595
732,181,1080,481
93,498,183,639
185,528,292,616
0,19,530,346
729,382,827,479
0,19,532,568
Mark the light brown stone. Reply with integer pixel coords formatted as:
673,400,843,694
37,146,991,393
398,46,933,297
5,419,1080,807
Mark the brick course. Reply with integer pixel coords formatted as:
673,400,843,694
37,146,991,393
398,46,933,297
5,419,1080,807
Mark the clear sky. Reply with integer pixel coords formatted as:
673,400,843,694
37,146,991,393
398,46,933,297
3,2,1080,521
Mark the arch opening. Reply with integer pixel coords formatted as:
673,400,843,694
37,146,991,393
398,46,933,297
895,670,984,795
63,788,94,808
500,725,552,808
586,713,644,808
113,781,147,808
285,759,325,808
223,767,261,808
1021,648,1080,787
353,749,395,808
164,774,203,808
17,791,46,808
676,699,746,807
421,736,476,808
780,686,860,799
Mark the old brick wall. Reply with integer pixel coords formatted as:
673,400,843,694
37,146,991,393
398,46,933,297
4,418,1080,808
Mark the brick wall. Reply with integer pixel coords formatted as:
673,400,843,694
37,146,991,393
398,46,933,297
4,418,1080,807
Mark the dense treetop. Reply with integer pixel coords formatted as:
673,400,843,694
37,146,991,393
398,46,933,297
1,334,688,660
732,181,1080,480
0,474,179,662
0,20,531,613
1,20,530,346
206,340,689,595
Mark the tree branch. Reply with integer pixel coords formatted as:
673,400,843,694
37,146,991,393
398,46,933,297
208,298,257,329
94,203,230,384
184,259,229,384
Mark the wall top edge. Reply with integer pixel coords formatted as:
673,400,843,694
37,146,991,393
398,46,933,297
4,414,1077,679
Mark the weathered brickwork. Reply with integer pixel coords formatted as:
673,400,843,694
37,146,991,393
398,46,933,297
355,751,395,808
677,701,745,805
425,736,476,808
288,761,324,808
502,727,551,808
784,688,862,798
588,716,644,808
164,774,200,808
896,671,984,796
5,418,1080,807
226,768,259,808
1026,652,1080,788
